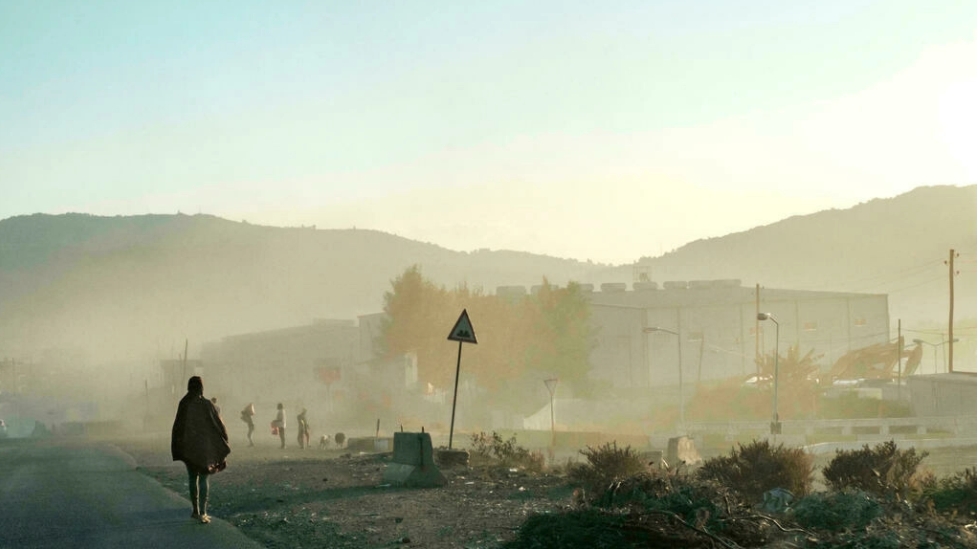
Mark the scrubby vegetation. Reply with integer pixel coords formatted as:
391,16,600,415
920,466,976,518
821,440,928,500
696,439,814,502
469,431,545,472
567,442,647,493
505,439,975,548
504,468,770,549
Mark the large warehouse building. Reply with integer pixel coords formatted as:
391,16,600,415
585,280,890,390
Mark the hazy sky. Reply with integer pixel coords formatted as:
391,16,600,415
2,1,975,264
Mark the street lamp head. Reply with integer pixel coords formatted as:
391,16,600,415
912,339,925,344
544,377,559,395
643,326,677,335
757,312,774,321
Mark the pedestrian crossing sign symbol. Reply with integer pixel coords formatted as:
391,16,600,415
447,309,478,344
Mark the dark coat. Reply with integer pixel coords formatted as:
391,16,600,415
171,393,230,474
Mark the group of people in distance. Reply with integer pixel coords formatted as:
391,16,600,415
239,400,313,449
170,376,319,525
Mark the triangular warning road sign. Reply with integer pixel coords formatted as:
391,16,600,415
447,309,478,344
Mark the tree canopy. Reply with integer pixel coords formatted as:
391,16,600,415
380,266,596,397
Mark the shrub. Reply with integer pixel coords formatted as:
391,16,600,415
920,467,976,518
567,442,646,492
511,469,768,548
468,431,544,472
822,440,928,500
791,490,883,531
594,470,731,529
696,439,813,502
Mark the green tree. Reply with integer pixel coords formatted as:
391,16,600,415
380,265,454,386
380,268,596,396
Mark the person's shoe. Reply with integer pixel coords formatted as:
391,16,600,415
199,514,211,524
191,511,201,520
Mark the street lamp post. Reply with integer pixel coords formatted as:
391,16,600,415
757,313,781,435
912,338,959,374
643,327,684,433
544,378,559,450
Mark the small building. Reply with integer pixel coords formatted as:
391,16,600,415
200,319,359,406
906,373,977,416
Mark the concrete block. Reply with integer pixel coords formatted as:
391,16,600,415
347,436,394,453
383,432,446,488
666,436,702,466
392,432,434,465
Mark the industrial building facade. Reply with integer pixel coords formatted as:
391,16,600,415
585,280,890,390
193,281,891,418
199,319,360,407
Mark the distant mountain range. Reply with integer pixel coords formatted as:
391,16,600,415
0,184,973,362
609,184,976,326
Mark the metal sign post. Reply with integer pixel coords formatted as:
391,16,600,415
447,309,477,449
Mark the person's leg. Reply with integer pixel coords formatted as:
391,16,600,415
199,473,211,522
247,422,254,446
185,463,200,518
280,427,286,448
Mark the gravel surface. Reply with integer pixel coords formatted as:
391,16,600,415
111,435,976,549
113,436,573,549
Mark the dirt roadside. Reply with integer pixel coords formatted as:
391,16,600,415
113,435,572,549
111,435,976,549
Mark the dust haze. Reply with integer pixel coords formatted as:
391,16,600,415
0,186,975,445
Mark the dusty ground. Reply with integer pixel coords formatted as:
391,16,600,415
112,435,573,549
111,434,976,549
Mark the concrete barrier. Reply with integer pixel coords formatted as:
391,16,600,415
382,432,446,488
346,436,394,453
666,436,702,466
682,416,976,442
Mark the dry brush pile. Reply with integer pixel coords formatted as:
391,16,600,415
503,439,976,549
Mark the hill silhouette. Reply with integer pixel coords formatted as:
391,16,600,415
0,184,973,364
615,184,976,326
0,213,600,361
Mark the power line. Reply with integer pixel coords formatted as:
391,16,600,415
806,259,943,291
885,275,949,294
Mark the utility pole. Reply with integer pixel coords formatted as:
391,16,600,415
182,339,189,382
755,283,761,374
947,249,957,373
896,319,902,401
697,335,705,388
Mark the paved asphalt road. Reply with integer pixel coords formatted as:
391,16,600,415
0,438,263,549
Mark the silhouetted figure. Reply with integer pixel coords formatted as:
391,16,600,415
273,403,286,449
296,408,310,449
171,376,230,524
240,402,255,447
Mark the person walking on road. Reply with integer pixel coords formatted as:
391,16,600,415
240,402,256,446
273,402,287,449
171,376,230,524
